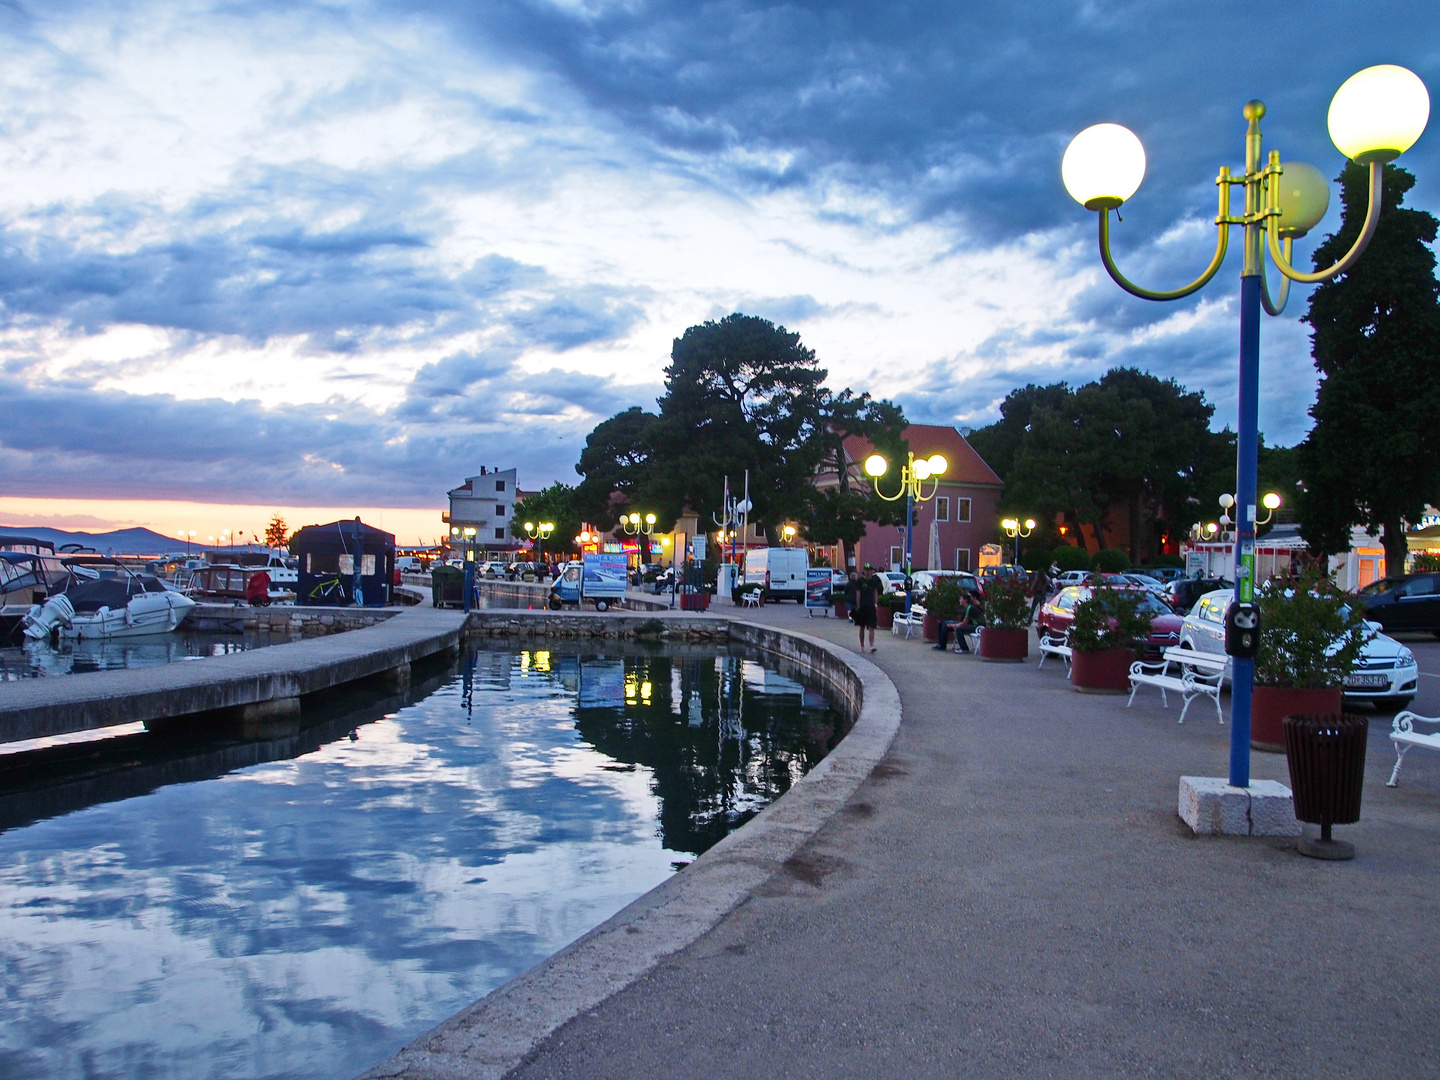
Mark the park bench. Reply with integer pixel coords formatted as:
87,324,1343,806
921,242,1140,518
1037,631,1071,670
1387,711,1440,787
1126,647,1227,724
892,603,923,639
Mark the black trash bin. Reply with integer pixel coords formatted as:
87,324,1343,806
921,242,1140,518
431,565,465,609
1283,712,1369,861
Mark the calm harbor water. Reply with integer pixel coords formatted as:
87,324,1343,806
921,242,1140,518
0,641,846,1080
0,628,275,680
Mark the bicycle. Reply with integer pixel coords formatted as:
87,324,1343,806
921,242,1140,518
308,576,348,604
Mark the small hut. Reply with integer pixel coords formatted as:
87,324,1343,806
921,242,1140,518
291,519,396,606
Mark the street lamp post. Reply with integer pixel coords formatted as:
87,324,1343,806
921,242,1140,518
1063,64,1428,790
524,520,555,567
864,450,949,613
621,512,656,572
1001,517,1036,565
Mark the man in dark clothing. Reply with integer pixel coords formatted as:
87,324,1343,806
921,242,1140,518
935,591,984,653
1029,567,1050,623
854,564,881,653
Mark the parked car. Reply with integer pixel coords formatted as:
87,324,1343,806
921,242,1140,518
1164,576,1233,614
1357,573,1440,636
1145,567,1184,584
979,564,1029,585
1054,570,1091,588
1037,585,1182,660
477,560,506,579
1179,588,1418,710
880,571,908,594
1122,573,1167,595
910,569,983,597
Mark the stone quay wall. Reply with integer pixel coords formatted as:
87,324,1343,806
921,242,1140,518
190,604,400,636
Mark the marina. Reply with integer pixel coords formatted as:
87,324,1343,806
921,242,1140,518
0,637,848,1080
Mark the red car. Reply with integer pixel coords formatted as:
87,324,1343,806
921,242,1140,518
1037,586,1182,660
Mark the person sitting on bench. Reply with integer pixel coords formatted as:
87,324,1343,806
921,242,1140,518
934,591,984,653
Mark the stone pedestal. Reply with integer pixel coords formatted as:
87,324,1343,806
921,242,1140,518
1178,776,1301,837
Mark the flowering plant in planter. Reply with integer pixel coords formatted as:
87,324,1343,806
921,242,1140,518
920,576,963,621
1254,570,1368,688
1067,587,1153,653
981,576,1030,631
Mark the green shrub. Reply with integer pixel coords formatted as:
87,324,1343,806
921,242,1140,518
1092,547,1131,573
1148,553,1185,569
1067,587,1153,653
1052,545,1092,572
878,591,908,610
1254,569,1369,689
1411,551,1440,573
1020,548,1051,572
982,576,1031,630
921,576,963,620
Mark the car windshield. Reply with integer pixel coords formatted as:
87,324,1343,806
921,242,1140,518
1137,596,1171,615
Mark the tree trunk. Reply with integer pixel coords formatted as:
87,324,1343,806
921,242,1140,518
1382,518,1408,579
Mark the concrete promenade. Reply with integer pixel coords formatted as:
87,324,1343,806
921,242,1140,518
0,600,465,742
497,601,1440,1079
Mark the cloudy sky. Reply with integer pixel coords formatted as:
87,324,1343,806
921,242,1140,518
0,0,1435,542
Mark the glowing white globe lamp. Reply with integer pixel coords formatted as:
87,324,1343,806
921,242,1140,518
926,454,948,476
864,454,888,478
1328,64,1430,164
1062,123,1147,209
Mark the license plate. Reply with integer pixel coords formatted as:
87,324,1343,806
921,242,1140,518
1345,674,1389,688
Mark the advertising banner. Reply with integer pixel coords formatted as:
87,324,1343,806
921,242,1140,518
805,569,833,610
691,535,706,562
582,552,628,599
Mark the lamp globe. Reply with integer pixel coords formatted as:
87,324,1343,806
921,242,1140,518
926,453,948,476
1328,64,1430,164
1062,123,1146,209
864,454,888,477
1262,492,1282,511
1274,161,1330,238
911,459,932,480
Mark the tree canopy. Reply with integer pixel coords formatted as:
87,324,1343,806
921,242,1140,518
511,482,584,558
1299,162,1440,572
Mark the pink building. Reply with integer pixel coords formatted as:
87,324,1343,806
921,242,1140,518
823,424,1003,572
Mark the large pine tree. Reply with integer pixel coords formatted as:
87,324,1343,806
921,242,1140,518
1299,163,1440,574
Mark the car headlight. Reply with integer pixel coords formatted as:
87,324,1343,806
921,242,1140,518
1398,647,1415,668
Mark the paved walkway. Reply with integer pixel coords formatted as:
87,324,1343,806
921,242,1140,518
508,601,1440,1079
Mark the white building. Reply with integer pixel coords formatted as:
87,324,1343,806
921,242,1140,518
445,467,522,558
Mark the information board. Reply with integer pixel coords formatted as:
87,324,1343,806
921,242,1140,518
581,552,628,599
805,569,834,610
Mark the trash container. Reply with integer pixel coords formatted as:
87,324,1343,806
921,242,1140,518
431,565,465,609
1283,712,1369,861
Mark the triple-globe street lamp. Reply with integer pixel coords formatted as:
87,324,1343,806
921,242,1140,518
622,512,656,570
523,520,555,566
1063,63,1429,789
1001,516,1037,565
864,450,948,612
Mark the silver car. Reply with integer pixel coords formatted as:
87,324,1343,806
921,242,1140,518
1178,588,1418,710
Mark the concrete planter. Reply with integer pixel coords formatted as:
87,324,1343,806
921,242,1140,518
979,626,1028,662
1252,685,1343,752
922,612,939,643
1070,648,1134,693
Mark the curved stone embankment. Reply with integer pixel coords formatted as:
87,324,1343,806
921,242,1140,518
0,603,465,744
359,615,900,1080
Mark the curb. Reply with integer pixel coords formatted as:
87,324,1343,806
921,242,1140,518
357,619,902,1080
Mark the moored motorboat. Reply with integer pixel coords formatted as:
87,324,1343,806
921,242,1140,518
22,559,196,641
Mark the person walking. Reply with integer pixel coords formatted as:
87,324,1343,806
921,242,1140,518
854,564,881,653
843,570,859,622
1029,565,1050,624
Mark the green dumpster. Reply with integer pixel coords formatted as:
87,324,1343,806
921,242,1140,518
431,565,465,608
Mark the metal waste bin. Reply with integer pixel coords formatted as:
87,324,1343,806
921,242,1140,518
1283,712,1369,861
431,565,465,609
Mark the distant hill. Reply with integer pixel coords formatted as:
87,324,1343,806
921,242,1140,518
0,525,192,556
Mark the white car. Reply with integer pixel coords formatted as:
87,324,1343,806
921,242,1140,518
1055,570,1091,588
1178,588,1419,710
1122,573,1167,595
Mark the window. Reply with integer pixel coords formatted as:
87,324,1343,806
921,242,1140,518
495,504,505,515
936,497,949,522
957,498,972,522
889,546,903,571
337,554,376,576
954,548,971,572
495,528,506,540
495,480,506,492
1402,577,1436,596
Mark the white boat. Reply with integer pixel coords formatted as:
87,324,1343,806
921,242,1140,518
22,559,196,641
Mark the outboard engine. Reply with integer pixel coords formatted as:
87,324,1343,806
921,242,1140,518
22,593,75,640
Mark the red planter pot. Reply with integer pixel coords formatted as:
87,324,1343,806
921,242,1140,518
1070,648,1134,693
979,626,1028,662
834,601,848,619
922,613,939,643
876,606,895,629
1252,685,1344,752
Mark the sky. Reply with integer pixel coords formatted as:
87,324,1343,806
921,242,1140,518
0,0,1436,545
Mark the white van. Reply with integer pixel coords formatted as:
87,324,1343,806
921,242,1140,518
742,548,809,602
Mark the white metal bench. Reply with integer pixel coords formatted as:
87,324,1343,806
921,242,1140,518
1037,631,1071,670
1387,711,1440,787
1127,647,1227,724
892,603,922,638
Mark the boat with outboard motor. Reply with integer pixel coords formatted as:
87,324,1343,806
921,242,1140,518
22,558,196,641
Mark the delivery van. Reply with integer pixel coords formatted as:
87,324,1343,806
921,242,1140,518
741,548,809,602
548,553,629,611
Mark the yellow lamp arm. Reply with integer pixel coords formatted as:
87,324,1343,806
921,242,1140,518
1258,240,1292,316
1095,170,1232,302
871,476,906,503
1267,161,1382,284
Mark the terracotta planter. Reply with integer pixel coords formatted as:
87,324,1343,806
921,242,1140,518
876,606,895,629
834,601,848,619
922,612,939,642
979,626,1028,662
1252,685,1344,752
1070,648,1134,693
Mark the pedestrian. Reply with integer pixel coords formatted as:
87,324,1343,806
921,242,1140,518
1029,565,1050,623
843,569,859,622
934,590,984,653
854,563,881,653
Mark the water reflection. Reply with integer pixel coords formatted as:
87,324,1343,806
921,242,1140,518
0,629,274,680
0,642,843,1080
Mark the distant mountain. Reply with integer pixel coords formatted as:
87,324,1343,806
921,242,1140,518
0,525,193,556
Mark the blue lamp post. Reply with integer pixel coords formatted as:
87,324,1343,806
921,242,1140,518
864,450,948,613
1064,65,1429,788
